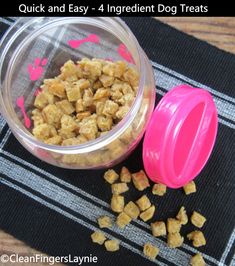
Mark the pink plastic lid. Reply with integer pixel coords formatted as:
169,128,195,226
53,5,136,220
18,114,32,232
143,84,218,188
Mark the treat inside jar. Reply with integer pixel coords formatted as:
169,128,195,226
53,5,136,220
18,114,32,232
31,58,139,146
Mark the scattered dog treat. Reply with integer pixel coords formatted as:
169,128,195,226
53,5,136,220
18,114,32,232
167,232,184,248
111,182,129,195
152,183,167,196
139,205,155,222
97,216,112,228
151,221,167,237
132,170,150,191
176,206,188,225
111,195,125,213
187,231,206,247
183,181,196,195
120,166,132,183
104,169,119,184
191,211,206,228
190,253,205,266
32,58,139,146
116,212,132,229
136,195,151,211
91,231,107,245
104,239,120,252
167,218,181,233
143,242,159,260
124,201,140,219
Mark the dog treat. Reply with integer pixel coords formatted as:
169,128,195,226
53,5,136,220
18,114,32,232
167,218,181,233
91,231,106,245
151,221,167,237
136,195,151,211
111,195,125,213
152,183,167,196
116,212,132,228
190,254,205,266
111,183,129,195
139,205,155,222
120,166,132,183
104,239,120,252
183,181,196,195
143,243,159,260
191,211,207,228
104,169,119,184
124,201,140,219
132,170,150,191
167,232,184,248
97,216,112,228
176,206,188,225
187,231,206,247
32,58,139,145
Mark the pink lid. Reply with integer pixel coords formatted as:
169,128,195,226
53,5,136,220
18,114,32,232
143,84,218,188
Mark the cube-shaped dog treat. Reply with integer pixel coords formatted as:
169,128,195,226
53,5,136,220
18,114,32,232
143,243,159,260
140,205,155,222
115,106,130,120
123,67,139,87
152,183,167,196
79,119,98,140
167,218,181,233
167,233,184,248
99,74,115,87
190,254,205,266
32,123,57,141
65,84,81,102
191,211,207,228
104,169,119,184
124,201,140,219
97,115,113,131
104,239,120,252
111,195,124,213
183,181,196,195
47,80,66,98
102,100,119,117
114,61,126,78
34,90,54,109
60,114,78,132
111,183,129,195
93,88,111,101
120,166,132,183
42,104,63,128
91,231,106,245
75,99,85,113
187,231,206,247
56,99,75,115
176,206,188,225
97,216,112,229
45,135,62,145
136,195,151,211
103,62,115,76
132,170,150,191
116,212,132,229
151,221,166,237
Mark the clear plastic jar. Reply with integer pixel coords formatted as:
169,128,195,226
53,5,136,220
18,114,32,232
0,17,155,169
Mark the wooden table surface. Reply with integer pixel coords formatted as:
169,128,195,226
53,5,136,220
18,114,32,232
0,17,234,266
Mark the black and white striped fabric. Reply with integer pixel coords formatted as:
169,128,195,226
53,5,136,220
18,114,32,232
0,17,235,266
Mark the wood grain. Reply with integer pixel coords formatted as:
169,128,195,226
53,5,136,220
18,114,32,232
1,17,234,266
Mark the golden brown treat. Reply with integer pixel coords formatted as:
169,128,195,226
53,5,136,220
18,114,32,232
152,183,167,196
143,243,159,260
190,254,205,266
58,129,76,140
123,67,139,87
34,90,54,109
187,231,206,247
103,62,115,76
124,201,140,219
120,166,132,183
116,212,132,229
44,135,62,145
136,195,151,211
111,183,129,195
102,100,119,117
139,205,155,222
79,119,98,140
191,211,207,228
176,207,188,225
31,109,44,127
97,216,112,228
82,60,102,80
82,88,94,107
99,74,115,87
115,106,130,120
60,114,78,132
75,99,85,113
61,137,85,146
111,195,124,213
167,233,184,248
104,239,120,252
132,170,150,191
65,84,82,102
91,231,106,245
47,80,66,98
55,99,75,115
32,123,57,141
76,111,91,122
114,61,127,78
183,181,196,195
97,115,113,131
167,218,181,234
151,221,166,237
42,104,63,128
60,60,82,80
93,88,111,101
104,169,119,184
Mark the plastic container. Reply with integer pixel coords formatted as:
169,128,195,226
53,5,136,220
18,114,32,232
0,17,156,169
